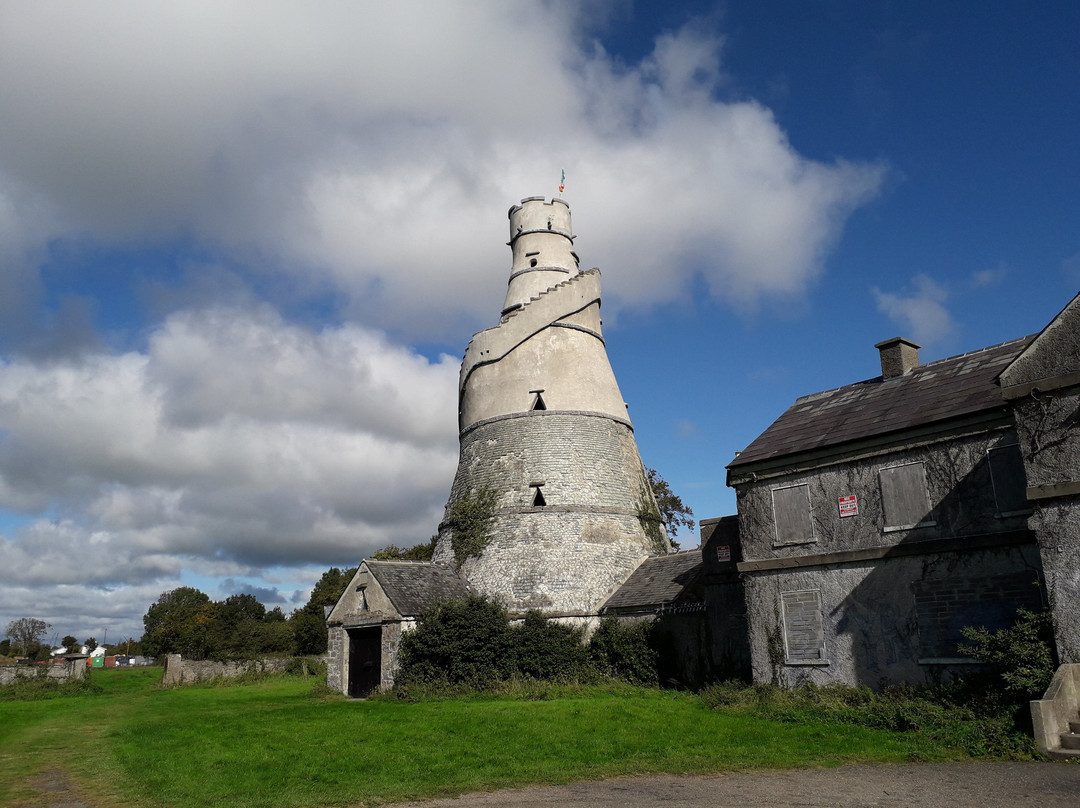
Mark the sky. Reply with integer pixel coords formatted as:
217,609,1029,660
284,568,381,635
0,1,1076,646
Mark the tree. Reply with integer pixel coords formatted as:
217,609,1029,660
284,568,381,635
646,468,695,549
291,566,357,655
141,587,214,659
84,637,98,653
61,635,78,652
6,618,51,655
372,535,437,561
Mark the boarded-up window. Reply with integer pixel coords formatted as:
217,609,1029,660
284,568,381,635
988,444,1028,514
772,484,813,545
913,573,1042,660
879,462,932,529
781,590,826,662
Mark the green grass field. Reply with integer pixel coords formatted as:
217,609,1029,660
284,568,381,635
0,668,1028,807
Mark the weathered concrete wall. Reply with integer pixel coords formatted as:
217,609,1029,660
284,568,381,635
0,659,85,686
327,626,345,692
461,273,628,429
160,654,301,687
435,411,664,615
734,426,1028,564
1012,388,1080,662
742,546,1043,688
733,423,1046,688
1000,295,1080,664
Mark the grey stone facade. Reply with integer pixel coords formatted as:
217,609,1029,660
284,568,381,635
434,411,661,615
726,331,1053,689
1000,291,1080,663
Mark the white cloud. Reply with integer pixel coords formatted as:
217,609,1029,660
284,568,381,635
0,2,886,638
0,307,458,635
970,264,1008,288
0,2,884,340
871,274,955,345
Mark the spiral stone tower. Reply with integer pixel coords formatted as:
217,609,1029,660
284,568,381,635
434,196,670,616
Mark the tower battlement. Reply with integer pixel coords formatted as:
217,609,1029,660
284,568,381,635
503,197,579,315
508,196,573,242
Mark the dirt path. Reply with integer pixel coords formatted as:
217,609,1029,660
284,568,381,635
387,762,1080,808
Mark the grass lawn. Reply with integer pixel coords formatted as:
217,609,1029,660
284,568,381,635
0,668,1012,808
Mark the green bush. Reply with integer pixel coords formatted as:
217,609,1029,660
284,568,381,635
588,617,658,685
395,600,661,692
698,680,1039,759
397,596,514,687
959,606,1057,702
511,611,591,681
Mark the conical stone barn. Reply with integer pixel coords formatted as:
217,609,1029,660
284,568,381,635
326,196,674,697
433,196,671,614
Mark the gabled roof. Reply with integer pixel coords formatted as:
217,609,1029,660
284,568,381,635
366,560,472,617
729,335,1034,470
601,552,702,612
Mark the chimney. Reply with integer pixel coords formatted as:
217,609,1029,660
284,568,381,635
875,337,921,379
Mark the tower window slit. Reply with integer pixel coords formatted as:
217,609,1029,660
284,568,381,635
532,487,547,507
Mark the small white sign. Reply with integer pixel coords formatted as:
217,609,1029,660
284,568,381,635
839,495,858,517
716,545,731,562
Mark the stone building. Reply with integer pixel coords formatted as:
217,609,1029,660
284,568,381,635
725,292,1080,688
326,560,471,696
327,197,671,696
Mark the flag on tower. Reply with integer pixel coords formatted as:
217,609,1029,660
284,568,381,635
559,170,565,194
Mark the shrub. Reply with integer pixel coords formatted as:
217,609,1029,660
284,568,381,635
588,617,657,685
959,606,1058,703
510,611,591,681
397,596,514,687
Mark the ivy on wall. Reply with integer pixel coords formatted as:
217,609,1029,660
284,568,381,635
635,471,668,555
448,487,499,566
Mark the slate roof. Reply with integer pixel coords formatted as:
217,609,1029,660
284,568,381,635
601,552,703,612
729,335,1035,469
367,561,472,617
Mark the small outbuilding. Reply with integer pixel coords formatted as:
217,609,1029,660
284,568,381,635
326,560,472,697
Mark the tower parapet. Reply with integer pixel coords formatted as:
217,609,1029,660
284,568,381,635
502,197,579,315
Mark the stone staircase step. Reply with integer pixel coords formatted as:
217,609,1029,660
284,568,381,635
1059,732,1080,750
1069,719,1080,734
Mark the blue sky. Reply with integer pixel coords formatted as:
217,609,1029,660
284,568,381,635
0,1,1076,644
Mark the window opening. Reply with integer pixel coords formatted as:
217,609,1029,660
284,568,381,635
988,443,1028,515
781,590,826,663
772,484,813,546
530,389,547,411
532,487,547,507
879,462,934,530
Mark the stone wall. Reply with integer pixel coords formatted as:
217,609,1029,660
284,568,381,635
734,426,1029,564
733,424,1044,689
160,654,302,687
0,658,85,686
435,411,666,615
742,545,1043,688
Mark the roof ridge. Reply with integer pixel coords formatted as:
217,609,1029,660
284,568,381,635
791,334,1035,404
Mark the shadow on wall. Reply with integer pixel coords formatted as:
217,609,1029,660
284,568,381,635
831,443,1044,688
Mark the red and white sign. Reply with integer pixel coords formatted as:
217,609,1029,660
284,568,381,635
716,545,731,562
838,495,858,517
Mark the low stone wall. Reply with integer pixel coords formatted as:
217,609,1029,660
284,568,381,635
160,654,311,686
0,658,86,686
